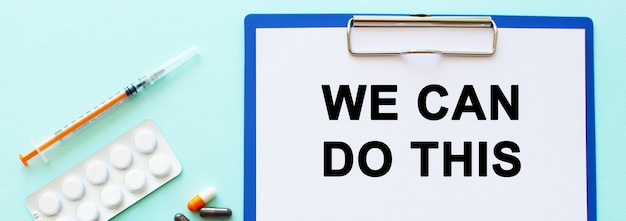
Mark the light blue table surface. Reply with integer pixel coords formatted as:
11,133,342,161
0,1,623,220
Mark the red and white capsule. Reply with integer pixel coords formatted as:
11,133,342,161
187,186,216,212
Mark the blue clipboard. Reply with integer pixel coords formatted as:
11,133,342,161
245,14,595,221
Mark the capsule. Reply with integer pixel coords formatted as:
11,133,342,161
187,186,216,212
200,207,232,218
174,213,190,221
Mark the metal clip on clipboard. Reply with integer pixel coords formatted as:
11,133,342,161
346,15,498,56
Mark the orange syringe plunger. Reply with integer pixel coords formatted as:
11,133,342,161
19,91,129,166
187,186,216,212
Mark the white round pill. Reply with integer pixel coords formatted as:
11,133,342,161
76,202,99,221
38,193,61,216
85,161,109,185
56,218,70,221
110,146,133,170
134,130,157,154
125,170,146,193
62,177,85,201
100,185,124,209
149,154,172,178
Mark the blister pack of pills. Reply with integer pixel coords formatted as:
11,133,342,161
25,119,183,221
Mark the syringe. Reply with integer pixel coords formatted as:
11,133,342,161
19,46,199,167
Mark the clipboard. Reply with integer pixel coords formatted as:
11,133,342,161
244,14,595,221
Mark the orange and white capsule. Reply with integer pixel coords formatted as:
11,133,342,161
187,186,216,212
